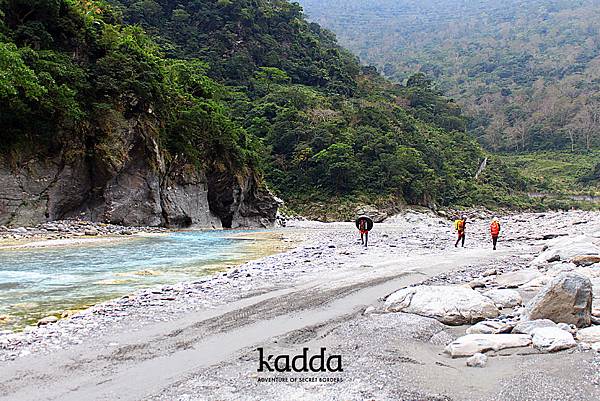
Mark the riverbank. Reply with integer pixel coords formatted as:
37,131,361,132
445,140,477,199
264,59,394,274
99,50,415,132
0,227,298,331
0,220,169,250
0,210,599,400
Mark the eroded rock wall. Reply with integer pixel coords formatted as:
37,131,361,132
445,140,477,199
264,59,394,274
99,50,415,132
0,120,278,229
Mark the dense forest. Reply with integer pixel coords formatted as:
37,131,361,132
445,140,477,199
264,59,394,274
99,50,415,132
0,0,560,220
105,0,531,213
0,0,259,171
298,0,600,153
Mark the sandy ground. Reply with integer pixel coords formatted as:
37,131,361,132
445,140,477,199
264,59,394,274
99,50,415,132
0,211,599,400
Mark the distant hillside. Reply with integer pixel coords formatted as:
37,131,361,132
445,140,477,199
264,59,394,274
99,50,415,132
297,0,600,152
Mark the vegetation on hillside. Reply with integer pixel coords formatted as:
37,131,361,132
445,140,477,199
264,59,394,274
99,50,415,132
106,0,526,213
298,0,600,153
4,0,582,219
0,0,257,171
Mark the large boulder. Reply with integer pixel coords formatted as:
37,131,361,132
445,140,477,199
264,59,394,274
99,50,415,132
445,334,532,357
385,285,499,325
532,327,576,352
522,273,593,327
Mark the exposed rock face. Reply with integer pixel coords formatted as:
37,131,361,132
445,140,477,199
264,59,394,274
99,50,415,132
0,120,279,228
384,285,499,325
522,273,593,328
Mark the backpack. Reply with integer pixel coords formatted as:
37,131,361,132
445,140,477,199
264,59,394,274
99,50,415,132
490,221,500,235
454,219,464,231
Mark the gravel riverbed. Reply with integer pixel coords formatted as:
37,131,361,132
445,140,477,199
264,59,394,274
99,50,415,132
1,210,599,400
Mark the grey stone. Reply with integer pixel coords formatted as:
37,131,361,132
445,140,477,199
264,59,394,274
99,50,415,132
522,273,592,327
467,320,513,335
571,255,600,267
37,316,58,327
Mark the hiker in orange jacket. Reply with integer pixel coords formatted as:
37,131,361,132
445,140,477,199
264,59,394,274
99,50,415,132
490,217,501,250
454,215,467,248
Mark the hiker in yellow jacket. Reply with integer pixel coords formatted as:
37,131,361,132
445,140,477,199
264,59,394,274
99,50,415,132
454,215,467,248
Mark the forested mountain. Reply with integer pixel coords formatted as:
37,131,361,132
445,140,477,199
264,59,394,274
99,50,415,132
0,0,277,227
106,0,526,214
298,0,600,152
0,0,533,225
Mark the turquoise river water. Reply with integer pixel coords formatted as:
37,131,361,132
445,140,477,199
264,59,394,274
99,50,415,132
0,230,282,330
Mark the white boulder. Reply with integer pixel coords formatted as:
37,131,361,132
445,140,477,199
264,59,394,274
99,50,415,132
385,285,499,325
532,327,576,352
445,334,532,357
576,326,600,343
512,319,557,335
483,289,522,308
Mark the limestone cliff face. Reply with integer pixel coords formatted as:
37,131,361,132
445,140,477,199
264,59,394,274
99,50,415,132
0,119,280,228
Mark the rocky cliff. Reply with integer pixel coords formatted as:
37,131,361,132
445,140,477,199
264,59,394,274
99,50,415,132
0,118,280,229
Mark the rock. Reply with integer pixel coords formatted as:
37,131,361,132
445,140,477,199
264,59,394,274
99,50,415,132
84,229,98,236
571,255,600,267
532,327,576,352
557,323,577,335
482,269,497,277
576,326,600,343
37,316,58,326
512,319,558,335
495,270,542,288
469,279,486,289
466,353,488,367
532,235,600,266
0,314,10,322
0,134,279,228
467,320,513,334
385,285,499,325
483,289,522,308
444,334,532,357
363,306,376,315
522,273,592,327
592,342,600,352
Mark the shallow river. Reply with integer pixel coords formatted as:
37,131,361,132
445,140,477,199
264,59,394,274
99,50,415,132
0,230,284,330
